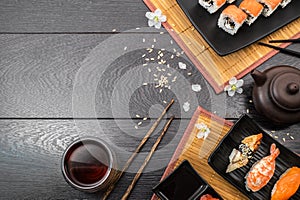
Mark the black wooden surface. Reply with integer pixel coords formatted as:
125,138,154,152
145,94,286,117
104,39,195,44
0,0,299,199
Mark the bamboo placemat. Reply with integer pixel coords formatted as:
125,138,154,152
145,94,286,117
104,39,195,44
143,0,300,93
150,107,251,200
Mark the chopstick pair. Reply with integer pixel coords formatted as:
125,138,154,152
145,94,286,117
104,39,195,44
258,38,300,58
102,99,175,200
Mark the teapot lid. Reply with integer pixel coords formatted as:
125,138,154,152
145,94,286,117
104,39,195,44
270,71,300,112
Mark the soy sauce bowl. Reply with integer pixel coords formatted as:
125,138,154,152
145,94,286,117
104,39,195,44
61,137,118,193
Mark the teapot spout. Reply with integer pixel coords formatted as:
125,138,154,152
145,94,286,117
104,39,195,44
251,70,267,86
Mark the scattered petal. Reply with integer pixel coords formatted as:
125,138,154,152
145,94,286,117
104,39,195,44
183,102,190,112
192,84,202,92
229,77,237,85
178,62,187,69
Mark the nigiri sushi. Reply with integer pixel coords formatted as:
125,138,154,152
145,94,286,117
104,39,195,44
217,5,247,35
199,0,226,14
245,143,280,192
256,0,281,17
226,133,263,173
271,167,300,200
239,0,264,25
280,0,291,8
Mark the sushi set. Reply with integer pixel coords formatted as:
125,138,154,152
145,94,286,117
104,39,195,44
208,114,300,200
176,0,300,55
151,108,300,200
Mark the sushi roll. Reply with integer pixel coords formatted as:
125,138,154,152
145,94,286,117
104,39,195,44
280,0,291,8
217,5,247,35
198,0,226,14
239,0,263,26
257,0,282,17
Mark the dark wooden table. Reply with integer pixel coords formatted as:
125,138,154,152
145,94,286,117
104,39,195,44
0,1,299,199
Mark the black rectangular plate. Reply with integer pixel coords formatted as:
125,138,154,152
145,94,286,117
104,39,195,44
153,160,223,200
208,114,300,200
176,0,300,56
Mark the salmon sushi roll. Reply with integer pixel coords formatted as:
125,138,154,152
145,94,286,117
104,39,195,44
239,0,263,25
199,0,226,14
257,0,281,17
280,0,291,8
217,5,247,35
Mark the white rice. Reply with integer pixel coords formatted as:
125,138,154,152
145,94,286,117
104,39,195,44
280,0,291,8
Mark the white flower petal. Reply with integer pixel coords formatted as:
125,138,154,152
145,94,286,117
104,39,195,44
204,131,210,139
236,79,244,87
145,12,155,20
148,19,155,27
159,15,167,22
192,84,202,92
228,90,235,97
183,102,190,112
229,77,237,85
236,88,243,94
197,132,205,139
154,22,162,29
178,62,187,69
195,123,206,129
224,85,231,91
154,9,162,16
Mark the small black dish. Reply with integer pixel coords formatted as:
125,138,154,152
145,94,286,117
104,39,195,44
208,114,300,200
153,160,223,200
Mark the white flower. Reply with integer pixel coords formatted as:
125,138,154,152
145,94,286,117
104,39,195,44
145,9,167,29
224,77,244,97
195,123,210,139
192,84,202,92
183,102,190,112
178,62,187,69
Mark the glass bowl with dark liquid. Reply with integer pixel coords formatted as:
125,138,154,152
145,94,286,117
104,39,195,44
61,137,118,193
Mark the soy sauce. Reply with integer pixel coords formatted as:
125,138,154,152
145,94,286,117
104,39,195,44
63,140,110,186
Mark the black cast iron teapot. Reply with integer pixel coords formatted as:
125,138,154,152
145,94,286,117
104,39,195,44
251,65,300,125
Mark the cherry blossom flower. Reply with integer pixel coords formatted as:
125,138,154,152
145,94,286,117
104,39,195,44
224,77,244,97
195,123,210,139
145,9,167,29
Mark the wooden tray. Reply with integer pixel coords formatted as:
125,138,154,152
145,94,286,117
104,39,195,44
143,0,300,93
150,107,252,200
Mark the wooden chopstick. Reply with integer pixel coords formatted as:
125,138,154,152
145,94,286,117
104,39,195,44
121,116,175,200
269,38,300,43
102,99,174,200
258,42,300,58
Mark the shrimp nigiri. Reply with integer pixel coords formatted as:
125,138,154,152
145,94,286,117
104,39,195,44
271,167,300,200
245,143,280,192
